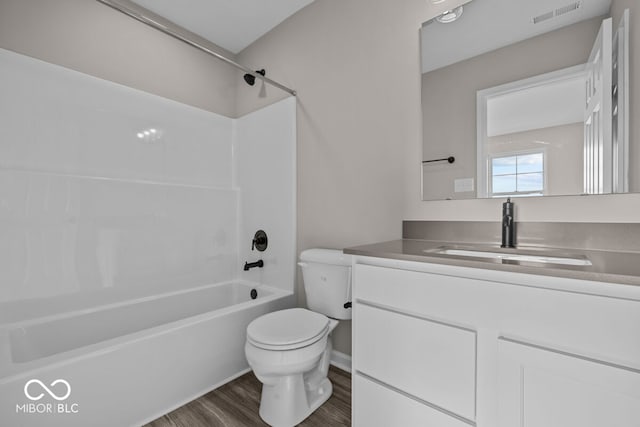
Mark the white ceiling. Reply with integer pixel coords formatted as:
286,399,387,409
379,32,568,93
130,0,316,54
421,0,612,73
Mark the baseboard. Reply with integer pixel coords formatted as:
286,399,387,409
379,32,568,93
330,349,352,373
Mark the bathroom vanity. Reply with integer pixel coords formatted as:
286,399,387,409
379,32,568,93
346,222,640,427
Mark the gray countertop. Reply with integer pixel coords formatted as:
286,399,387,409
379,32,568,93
344,239,640,287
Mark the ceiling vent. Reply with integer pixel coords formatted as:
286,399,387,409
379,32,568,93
556,1,581,17
532,1,581,24
533,11,555,24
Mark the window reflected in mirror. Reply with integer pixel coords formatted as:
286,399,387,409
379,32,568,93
490,151,545,197
421,0,637,201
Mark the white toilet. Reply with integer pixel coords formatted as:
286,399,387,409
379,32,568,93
245,248,352,427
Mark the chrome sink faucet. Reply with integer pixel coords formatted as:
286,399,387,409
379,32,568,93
501,198,515,248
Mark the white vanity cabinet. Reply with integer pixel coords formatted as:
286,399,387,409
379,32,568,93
351,259,640,427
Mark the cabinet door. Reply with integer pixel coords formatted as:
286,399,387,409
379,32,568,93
498,338,640,427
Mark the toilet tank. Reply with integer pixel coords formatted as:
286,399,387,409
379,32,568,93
299,249,353,320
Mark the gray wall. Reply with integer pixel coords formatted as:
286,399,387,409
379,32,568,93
236,0,429,355
0,0,238,117
421,16,602,200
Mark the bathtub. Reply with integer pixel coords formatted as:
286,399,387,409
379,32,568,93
0,281,293,427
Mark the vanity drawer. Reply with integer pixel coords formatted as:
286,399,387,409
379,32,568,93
354,303,476,421
354,264,640,368
354,374,471,427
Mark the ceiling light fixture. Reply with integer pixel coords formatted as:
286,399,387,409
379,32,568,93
436,6,464,24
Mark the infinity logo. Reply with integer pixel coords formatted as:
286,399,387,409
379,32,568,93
24,379,71,401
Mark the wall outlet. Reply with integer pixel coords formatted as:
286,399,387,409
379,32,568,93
454,178,475,192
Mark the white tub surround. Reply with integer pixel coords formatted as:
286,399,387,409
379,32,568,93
0,48,297,426
235,97,297,293
0,48,238,307
0,47,296,306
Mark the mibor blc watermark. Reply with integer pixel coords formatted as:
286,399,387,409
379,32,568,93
16,379,79,414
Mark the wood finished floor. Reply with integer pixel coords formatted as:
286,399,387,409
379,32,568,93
145,366,351,427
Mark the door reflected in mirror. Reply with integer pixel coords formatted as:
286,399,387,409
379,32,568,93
421,0,637,200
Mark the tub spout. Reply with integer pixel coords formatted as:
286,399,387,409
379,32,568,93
244,260,264,271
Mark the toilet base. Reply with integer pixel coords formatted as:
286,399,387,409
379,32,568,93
246,315,339,427
258,374,333,427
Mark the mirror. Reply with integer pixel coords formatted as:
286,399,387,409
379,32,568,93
421,0,637,200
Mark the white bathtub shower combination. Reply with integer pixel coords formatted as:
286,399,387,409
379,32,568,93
0,48,297,426
1,282,292,426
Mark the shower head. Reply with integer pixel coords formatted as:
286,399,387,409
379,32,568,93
243,69,266,86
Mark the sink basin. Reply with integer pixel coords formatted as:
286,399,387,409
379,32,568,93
429,248,592,266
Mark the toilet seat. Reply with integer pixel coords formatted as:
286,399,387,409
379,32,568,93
247,308,329,351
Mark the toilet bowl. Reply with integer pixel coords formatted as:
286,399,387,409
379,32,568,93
245,249,352,427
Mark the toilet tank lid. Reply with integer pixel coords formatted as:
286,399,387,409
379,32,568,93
300,248,352,266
